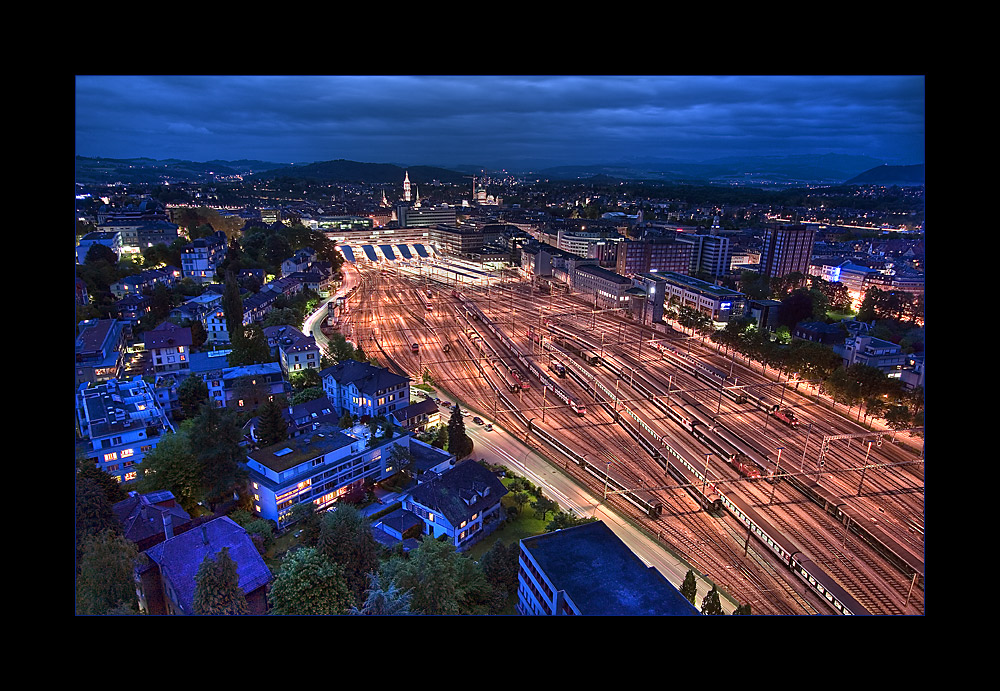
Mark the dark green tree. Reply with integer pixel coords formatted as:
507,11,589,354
187,404,247,510
227,322,273,367
289,501,323,546
680,569,699,605
478,539,519,614
290,368,322,391
884,405,913,432
76,531,141,615
76,457,128,504
176,374,209,421
349,571,414,616
338,411,355,429
269,547,352,615
733,603,753,615
289,386,326,406
85,243,118,265
432,424,448,450
318,504,380,606
545,510,597,532
701,585,725,615
532,495,559,522
192,547,249,615
222,270,244,340
255,397,289,448
447,406,474,460
133,425,204,512
379,537,491,615
76,477,122,555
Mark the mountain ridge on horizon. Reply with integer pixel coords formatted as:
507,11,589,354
75,153,923,187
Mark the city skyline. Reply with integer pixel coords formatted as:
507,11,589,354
75,75,925,171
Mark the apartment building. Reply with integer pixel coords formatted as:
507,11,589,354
517,521,700,616
245,422,408,527
76,378,175,484
75,319,127,386
181,230,227,284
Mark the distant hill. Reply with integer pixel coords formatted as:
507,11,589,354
75,156,288,184
76,154,924,188
533,153,892,186
844,164,925,186
256,159,469,185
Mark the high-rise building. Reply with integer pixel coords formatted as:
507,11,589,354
760,223,816,280
676,234,732,281
615,238,692,276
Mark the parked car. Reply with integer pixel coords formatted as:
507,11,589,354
484,423,493,432
472,417,484,425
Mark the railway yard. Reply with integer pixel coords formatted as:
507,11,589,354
329,262,926,615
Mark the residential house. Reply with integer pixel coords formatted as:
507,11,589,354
320,359,410,420
263,325,321,376
136,516,271,615
112,490,193,552
389,398,440,433
114,294,152,327
403,459,508,551
169,291,222,325
212,361,289,411
110,266,182,299
144,321,193,376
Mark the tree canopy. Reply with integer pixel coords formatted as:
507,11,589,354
192,547,249,615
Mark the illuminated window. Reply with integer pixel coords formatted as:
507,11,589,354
124,471,137,482
121,448,134,458
103,452,118,462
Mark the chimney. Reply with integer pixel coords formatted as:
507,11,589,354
201,525,209,545
162,511,174,540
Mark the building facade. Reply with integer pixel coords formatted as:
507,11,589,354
76,378,175,484
320,360,410,419
75,319,128,386
650,271,747,324
403,459,509,551
181,231,227,284
245,422,409,527
760,223,817,280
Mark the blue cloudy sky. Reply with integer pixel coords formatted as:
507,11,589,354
75,75,925,170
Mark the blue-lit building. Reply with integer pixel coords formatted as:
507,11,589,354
245,422,425,527
517,521,700,616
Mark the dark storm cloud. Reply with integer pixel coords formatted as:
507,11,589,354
75,75,925,168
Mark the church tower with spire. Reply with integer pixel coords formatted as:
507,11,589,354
403,171,411,202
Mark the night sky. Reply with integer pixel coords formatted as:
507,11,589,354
75,75,925,170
